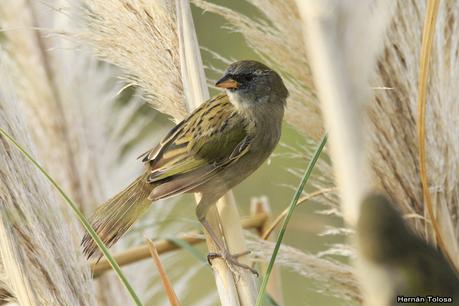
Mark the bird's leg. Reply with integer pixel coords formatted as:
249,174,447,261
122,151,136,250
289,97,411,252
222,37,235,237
207,250,251,264
199,218,258,276
196,198,258,276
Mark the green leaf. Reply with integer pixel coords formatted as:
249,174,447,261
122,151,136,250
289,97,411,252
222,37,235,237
0,128,143,306
255,133,328,306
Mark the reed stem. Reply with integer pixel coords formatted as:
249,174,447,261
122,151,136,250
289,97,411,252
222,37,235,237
175,1,258,304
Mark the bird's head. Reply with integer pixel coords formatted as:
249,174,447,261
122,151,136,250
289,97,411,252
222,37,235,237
216,60,288,107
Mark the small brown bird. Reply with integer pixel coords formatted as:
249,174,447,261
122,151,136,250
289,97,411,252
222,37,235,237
82,60,288,270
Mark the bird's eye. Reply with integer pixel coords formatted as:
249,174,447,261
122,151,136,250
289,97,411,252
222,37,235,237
238,74,254,83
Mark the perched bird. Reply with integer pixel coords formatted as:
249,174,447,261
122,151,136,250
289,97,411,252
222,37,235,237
358,193,459,306
82,60,288,271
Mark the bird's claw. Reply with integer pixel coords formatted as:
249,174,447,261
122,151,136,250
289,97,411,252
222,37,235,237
207,250,258,276
207,252,221,265
207,250,250,265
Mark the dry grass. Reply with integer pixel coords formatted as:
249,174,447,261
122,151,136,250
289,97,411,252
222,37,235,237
0,0,139,304
0,69,95,305
79,0,187,121
247,236,361,304
370,1,459,268
0,0,119,214
0,0,83,205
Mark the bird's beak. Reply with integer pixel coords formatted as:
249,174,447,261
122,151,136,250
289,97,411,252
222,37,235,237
215,75,239,89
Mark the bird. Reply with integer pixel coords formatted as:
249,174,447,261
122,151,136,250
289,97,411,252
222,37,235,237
357,193,459,305
81,60,288,272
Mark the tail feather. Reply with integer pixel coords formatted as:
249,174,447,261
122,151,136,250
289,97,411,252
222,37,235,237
81,175,152,259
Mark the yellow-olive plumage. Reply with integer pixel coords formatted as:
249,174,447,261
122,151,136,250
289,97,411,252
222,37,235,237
82,61,288,268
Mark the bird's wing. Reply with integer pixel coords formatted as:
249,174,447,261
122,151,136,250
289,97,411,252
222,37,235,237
141,94,252,200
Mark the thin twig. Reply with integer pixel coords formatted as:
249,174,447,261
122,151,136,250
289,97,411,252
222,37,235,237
91,212,268,276
146,238,180,306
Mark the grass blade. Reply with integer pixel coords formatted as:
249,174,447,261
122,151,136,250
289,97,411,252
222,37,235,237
0,128,143,306
255,133,328,306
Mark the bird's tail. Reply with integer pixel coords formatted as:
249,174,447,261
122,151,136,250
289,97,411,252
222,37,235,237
81,174,152,258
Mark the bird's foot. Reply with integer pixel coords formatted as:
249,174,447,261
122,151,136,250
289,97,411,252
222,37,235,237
207,250,258,276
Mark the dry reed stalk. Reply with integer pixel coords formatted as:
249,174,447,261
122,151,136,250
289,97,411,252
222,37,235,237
295,0,394,225
93,234,201,277
172,7,240,300
176,2,258,304
146,238,180,306
294,2,396,305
